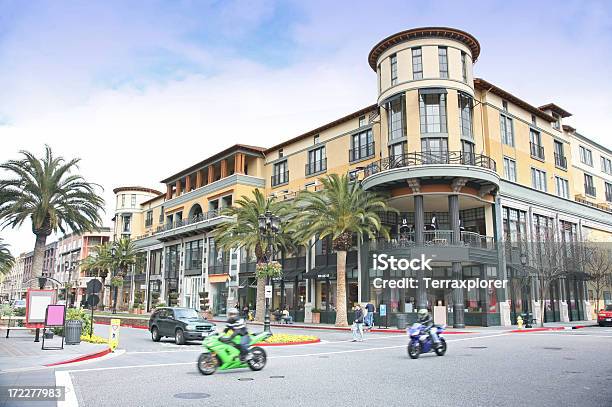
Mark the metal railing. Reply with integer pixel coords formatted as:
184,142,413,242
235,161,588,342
530,142,545,160
370,230,495,250
305,159,327,176
584,184,597,197
155,210,221,233
554,153,567,169
271,171,289,187
575,195,612,212
363,151,496,177
349,142,375,162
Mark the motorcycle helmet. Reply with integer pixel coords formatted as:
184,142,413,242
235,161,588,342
418,309,429,320
227,308,239,319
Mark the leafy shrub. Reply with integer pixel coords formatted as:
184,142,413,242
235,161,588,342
66,307,92,336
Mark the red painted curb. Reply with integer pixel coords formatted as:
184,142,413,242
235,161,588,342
44,348,111,367
259,338,321,347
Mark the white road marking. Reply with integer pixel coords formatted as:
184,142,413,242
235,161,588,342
0,350,126,374
527,333,612,338
56,371,79,407
65,332,510,374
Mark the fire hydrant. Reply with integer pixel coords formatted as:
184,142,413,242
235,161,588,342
517,315,524,329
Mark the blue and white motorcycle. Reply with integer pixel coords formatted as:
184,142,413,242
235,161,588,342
406,323,447,359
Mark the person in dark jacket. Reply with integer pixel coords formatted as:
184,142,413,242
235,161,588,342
417,308,440,348
351,305,365,342
221,308,251,361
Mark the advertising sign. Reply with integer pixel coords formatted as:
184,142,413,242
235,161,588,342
25,289,55,327
45,305,66,327
379,304,387,317
109,318,121,351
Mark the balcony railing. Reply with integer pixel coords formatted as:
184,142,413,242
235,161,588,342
584,184,597,197
349,142,375,162
554,153,567,169
370,230,495,250
575,195,612,212
530,142,545,160
305,159,327,176
364,151,496,177
271,171,289,187
156,210,220,233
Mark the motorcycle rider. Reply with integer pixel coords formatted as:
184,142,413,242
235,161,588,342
417,308,441,348
221,308,251,361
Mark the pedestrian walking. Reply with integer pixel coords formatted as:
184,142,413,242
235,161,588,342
364,302,375,330
351,304,364,342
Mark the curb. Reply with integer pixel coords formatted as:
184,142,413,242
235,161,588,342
44,348,112,367
509,325,592,333
258,338,321,347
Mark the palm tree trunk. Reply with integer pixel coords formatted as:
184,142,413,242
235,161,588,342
255,276,265,322
335,250,348,327
539,277,546,328
31,233,49,285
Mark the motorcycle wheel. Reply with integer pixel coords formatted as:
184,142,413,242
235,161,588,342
434,339,447,356
247,347,267,371
197,353,218,375
407,342,420,359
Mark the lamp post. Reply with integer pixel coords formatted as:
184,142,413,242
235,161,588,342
111,246,118,314
519,253,532,328
258,210,281,333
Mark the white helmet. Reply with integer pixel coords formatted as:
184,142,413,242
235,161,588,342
227,308,239,318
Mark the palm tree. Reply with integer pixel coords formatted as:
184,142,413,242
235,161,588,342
292,174,394,327
0,239,14,276
110,238,136,312
0,146,105,285
214,189,294,321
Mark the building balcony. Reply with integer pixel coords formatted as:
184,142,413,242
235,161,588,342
305,159,327,176
154,210,231,242
530,142,545,160
554,153,567,170
361,151,498,192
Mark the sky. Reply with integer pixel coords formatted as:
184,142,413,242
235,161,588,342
1,0,611,255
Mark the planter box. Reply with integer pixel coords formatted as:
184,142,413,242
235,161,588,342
311,312,320,324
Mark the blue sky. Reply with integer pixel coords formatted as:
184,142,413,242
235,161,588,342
1,0,611,253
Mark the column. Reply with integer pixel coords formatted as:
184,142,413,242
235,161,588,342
414,195,426,310
449,194,465,328
234,153,245,174
166,184,173,200
207,165,215,184
185,175,191,193
220,159,228,178
358,236,370,303
175,180,182,196
196,170,203,189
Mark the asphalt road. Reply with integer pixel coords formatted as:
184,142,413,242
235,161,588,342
2,325,612,407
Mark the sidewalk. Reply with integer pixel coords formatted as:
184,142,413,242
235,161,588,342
0,330,109,372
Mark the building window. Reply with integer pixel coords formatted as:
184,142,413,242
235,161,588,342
461,140,475,165
159,206,164,223
358,115,366,127
390,53,398,85
387,96,405,141
502,207,527,246
502,100,508,112
278,148,284,158
145,210,153,227
438,47,448,78
461,52,468,83
419,93,447,134
306,146,326,175
350,129,374,162
389,142,406,160
601,156,612,175
503,157,517,182
121,194,125,207
458,92,473,139
313,134,320,145
122,214,132,233
554,141,567,169
531,115,537,126
555,176,569,199
605,182,612,202
131,194,136,208
531,168,547,192
412,48,422,80
584,173,596,197
421,138,448,163
579,146,593,166
529,129,544,160
165,244,180,279
552,113,561,130
185,240,203,271
500,115,514,147
272,161,288,186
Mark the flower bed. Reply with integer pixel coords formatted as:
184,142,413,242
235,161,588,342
80,334,109,344
260,333,320,346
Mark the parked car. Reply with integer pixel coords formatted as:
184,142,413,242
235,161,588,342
597,304,612,327
149,307,216,345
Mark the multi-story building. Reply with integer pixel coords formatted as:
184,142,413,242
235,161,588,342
22,242,57,289
54,228,112,306
0,253,25,301
113,27,612,326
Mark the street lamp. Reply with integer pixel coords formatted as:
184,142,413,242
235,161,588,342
258,210,281,333
519,253,532,328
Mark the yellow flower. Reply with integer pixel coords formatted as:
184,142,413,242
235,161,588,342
264,334,318,344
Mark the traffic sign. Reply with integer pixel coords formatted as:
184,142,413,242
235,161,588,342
86,279,103,295
87,294,100,307
264,285,272,299
109,319,121,351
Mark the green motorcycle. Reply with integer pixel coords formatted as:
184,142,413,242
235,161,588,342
197,331,272,375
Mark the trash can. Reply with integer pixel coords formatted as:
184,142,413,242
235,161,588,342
396,313,408,330
65,320,82,345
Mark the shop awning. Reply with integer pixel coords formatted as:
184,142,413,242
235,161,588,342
281,269,304,281
303,266,336,280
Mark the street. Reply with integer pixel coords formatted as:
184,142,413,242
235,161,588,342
1,324,612,407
